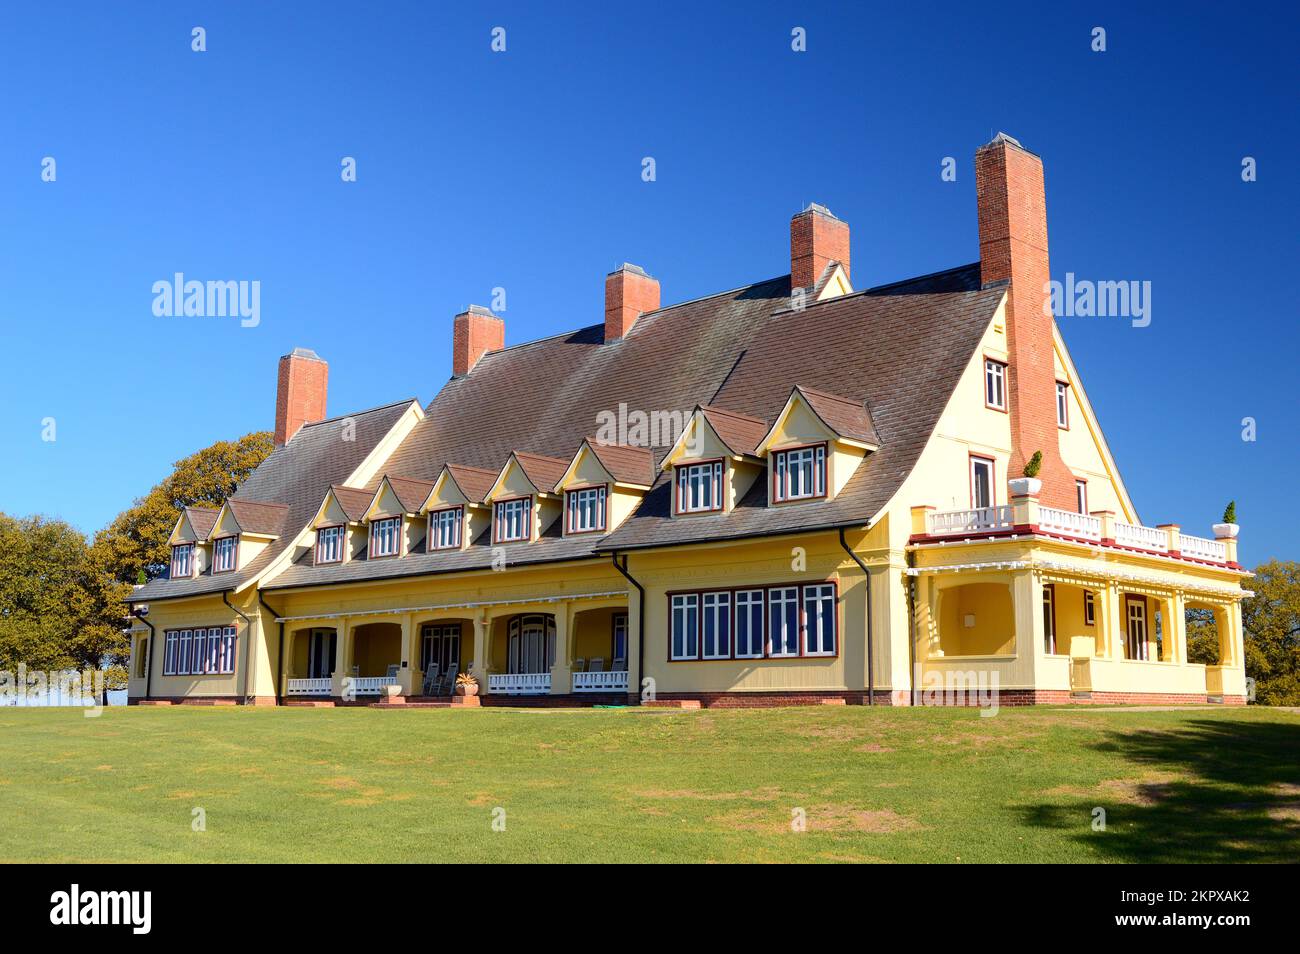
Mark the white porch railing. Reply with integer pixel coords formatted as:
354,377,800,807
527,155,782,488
1114,521,1168,552
488,673,551,695
351,675,398,695
286,677,332,696
1179,533,1227,562
572,670,630,693
1038,507,1102,541
927,505,1014,536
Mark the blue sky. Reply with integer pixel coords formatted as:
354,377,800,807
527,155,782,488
1,2,1296,564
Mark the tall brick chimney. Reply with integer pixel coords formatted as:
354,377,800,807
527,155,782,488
274,348,328,446
790,203,850,290
453,305,505,376
604,263,660,342
975,133,1072,510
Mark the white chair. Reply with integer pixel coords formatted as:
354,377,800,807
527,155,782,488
421,665,440,696
613,658,626,673
589,658,605,673
573,658,586,672
386,663,401,679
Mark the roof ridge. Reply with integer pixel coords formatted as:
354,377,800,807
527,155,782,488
298,398,420,431
796,384,861,404
862,262,982,295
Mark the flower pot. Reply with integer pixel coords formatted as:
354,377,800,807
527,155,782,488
455,683,479,697
1212,522,1239,540
1008,477,1041,497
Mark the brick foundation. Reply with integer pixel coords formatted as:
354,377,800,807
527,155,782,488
479,693,636,708
653,690,896,708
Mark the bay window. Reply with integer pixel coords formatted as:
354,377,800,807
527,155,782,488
170,543,193,579
494,497,532,543
773,444,826,502
428,507,463,550
675,460,724,514
212,535,237,573
316,525,344,564
565,486,607,534
370,516,402,557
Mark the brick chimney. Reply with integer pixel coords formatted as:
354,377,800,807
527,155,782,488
274,348,328,446
975,133,1072,510
453,305,505,376
604,263,660,342
790,203,850,290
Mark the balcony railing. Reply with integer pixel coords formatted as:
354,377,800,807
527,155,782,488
488,672,551,695
351,675,398,695
1179,533,1227,563
1114,521,1168,552
286,677,332,696
927,505,1013,536
572,670,630,693
1038,507,1101,541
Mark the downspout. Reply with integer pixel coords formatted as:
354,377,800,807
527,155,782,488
838,527,874,706
222,591,253,703
905,550,918,707
134,608,156,702
610,553,644,703
258,592,285,706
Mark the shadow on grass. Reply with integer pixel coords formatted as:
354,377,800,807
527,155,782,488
1019,718,1300,862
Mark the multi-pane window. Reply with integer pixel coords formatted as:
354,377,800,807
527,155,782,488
370,516,402,557
566,486,607,533
163,626,236,675
970,456,995,510
734,589,765,658
773,444,827,502
1075,480,1088,515
428,508,462,550
316,525,344,564
170,544,193,579
985,359,1007,410
670,593,699,660
494,498,532,543
1056,382,1069,428
1126,597,1149,661
612,613,628,665
701,592,731,659
675,461,724,514
213,536,237,573
1042,584,1057,655
768,586,800,656
803,584,837,656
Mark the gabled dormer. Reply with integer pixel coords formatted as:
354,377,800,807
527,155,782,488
484,452,568,543
167,505,218,579
419,463,497,551
310,485,373,565
362,475,434,559
754,386,879,505
205,499,288,574
555,439,655,535
660,406,768,516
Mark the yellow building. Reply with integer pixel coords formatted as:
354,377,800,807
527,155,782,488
127,134,1249,709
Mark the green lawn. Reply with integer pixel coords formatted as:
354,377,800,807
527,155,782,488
1,704,1297,863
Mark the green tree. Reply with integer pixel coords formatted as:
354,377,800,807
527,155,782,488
93,432,273,584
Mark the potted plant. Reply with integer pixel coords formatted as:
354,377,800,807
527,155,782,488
1213,501,1239,539
454,672,479,697
1008,451,1043,497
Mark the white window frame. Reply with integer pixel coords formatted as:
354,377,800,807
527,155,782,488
493,497,532,543
670,593,700,660
315,525,344,564
427,507,463,550
1043,584,1057,655
612,613,628,666
566,486,607,534
802,583,837,656
701,591,731,659
970,456,995,510
1056,381,1069,428
1075,479,1088,515
369,516,402,557
984,359,1007,410
675,460,724,514
212,536,237,573
734,589,765,658
1084,591,1096,626
768,586,800,657
190,628,207,673
170,543,193,579
164,631,179,675
773,444,827,502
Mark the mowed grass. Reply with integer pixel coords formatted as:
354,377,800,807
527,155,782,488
0,704,1297,863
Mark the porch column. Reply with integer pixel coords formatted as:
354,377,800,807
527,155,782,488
1166,593,1186,664
1104,583,1125,659
331,617,353,698
398,613,418,695
470,612,490,692
1014,570,1043,661
550,602,572,695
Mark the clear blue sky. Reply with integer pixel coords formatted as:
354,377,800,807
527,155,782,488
1,2,1296,565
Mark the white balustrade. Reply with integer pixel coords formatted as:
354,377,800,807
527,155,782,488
1179,533,1227,562
1114,521,1168,552
351,675,398,695
487,672,551,695
1037,507,1101,541
927,505,1014,536
572,670,630,693
286,677,332,696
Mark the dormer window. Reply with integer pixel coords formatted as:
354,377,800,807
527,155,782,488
772,444,826,502
170,543,193,579
494,497,532,543
369,517,402,558
428,507,463,550
316,525,344,564
213,536,237,573
675,460,724,514
566,486,607,534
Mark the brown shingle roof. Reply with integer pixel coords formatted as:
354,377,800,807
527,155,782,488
384,475,437,513
585,441,656,487
510,452,569,494
699,406,769,457
444,464,497,504
794,385,881,447
328,485,375,522
227,499,289,536
183,506,219,542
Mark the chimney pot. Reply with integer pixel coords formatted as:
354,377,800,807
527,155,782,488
604,263,660,342
790,203,850,290
453,306,505,376
275,348,328,446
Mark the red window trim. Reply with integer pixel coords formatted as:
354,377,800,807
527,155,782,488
1123,593,1150,661
665,579,840,662
564,485,608,535
968,454,996,509
770,442,829,504
983,356,1008,413
212,535,238,573
315,525,345,564
1074,478,1089,515
161,625,237,676
492,495,533,544
674,459,725,515
426,506,464,551
1056,380,1070,430
368,516,403,559
170,543,193,578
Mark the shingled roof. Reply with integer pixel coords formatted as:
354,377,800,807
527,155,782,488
131,399,418,602
182,506,219,542
792,385,881,447
265,263,1006,591
699,406,769,458
226,499,289,537
327,485,375,522
443,464,498,504
585,441,656,488
509,452,570,495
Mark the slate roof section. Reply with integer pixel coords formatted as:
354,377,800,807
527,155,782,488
509,452,572,495
794,385,881,447
585,441,656,487
327,485,375,522
443,464,498,504
130,399,419,602
698,406,769,458
183,506,219,542
383,475,437,513
226,499,289,537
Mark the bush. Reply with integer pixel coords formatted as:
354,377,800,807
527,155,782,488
1223,500,1237,524
1022,451,1042,479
